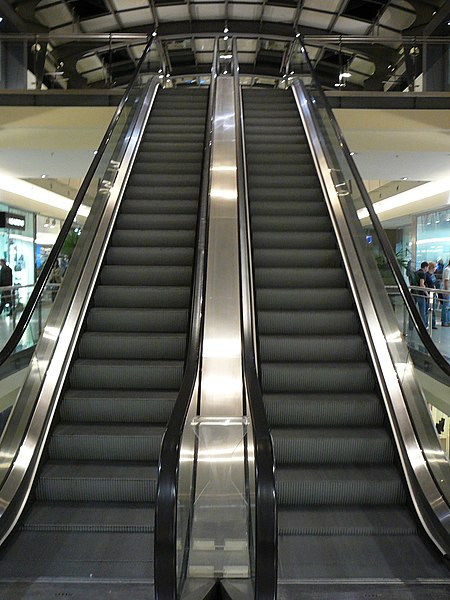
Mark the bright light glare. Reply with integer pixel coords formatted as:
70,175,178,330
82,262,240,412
0,172,90,218
358,177,450,220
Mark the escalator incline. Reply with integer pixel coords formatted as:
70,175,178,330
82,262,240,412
0,87,209,581
243,88,450,586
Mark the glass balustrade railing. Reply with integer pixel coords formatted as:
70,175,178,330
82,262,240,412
288,42,450,502
0,39,157,446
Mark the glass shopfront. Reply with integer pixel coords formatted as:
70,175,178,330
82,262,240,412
0,203,35,307
416,208,450,268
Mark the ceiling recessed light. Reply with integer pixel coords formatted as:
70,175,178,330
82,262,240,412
401,177,408,180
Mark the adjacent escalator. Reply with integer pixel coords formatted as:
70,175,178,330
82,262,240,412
243,87,450,592
0,86,208,583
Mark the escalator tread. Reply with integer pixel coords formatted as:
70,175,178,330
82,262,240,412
0,86,208,582
243,86,449,584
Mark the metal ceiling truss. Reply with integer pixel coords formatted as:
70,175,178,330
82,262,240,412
0,0,447,89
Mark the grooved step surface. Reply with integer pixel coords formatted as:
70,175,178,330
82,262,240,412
0,86,208,582
243,87,447,583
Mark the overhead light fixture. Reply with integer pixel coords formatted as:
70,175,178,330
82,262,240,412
224,27,229,34
0,171,90,218
41,174,47,179
50,219,56,228
44,218,50,228
350,151,355,156
357,176,450,221
401,177,408,180
341,71,352,78
0,17,3,23
152,30,157,37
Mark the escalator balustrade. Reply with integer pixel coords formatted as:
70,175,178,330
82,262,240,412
243,87,450,587
0,87,208,582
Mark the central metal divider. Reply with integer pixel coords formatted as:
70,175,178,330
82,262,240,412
187,73,250,581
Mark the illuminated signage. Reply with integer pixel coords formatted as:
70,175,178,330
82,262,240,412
0,212,26,230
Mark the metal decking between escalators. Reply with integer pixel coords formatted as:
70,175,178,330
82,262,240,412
0,87,209,588
242,87,450,597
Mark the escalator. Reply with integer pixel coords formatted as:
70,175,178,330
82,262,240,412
243,87,450,595
0,87,208,586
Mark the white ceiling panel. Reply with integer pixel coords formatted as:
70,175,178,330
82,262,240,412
76,55,104,74
303,0,343,11
116,8,153,27
303,45,320,60
196,52,214,64
157,5,191,22
379,6,416,30
35,3,73,28
333,16,370,35
81,16,119,33
350,56,376,76
191,5,226,20
298,9,334,30
237,39,258,52
228,5,261,21
111,0,150,9
263,6,295,24
194,39,215,52
129,44,148,59
238,52,256,64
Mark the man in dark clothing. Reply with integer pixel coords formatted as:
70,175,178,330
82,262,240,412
0,259,13,316
414,261,429,326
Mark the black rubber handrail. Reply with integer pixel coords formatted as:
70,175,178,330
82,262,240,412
296,37,450,378
154,44,219,600
233,39,277,600
0,36,155,367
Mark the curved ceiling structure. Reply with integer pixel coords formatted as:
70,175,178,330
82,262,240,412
1,0,448,90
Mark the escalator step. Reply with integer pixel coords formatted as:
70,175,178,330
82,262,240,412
247,163,316,176
124,186,200,201
36,463,158,502
70,359,184,390
110,229,195,247
276,465,407,506
264,392,384,427
257,310,359,335
87,308,188,332
106,246,194,266
78,332,186,360
22,502,155,533
119,199,198,214
255,267,346,288
100,265,192,286
278,506,418,536
259,335,366,362
256,288,353,310
261,362,375,393
251,200,327,216
250,189,328,204
271,427,394,465
60,389,177,423
253,230,336,249
93,286,190,308
251,215,331,231
48,424,166,461
254,248,340,268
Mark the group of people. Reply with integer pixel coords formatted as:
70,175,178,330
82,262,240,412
410,259,450,328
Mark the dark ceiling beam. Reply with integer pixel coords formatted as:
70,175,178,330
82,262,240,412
0,0,46,32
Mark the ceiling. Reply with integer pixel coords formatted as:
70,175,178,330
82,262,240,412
0,1,448,227
1,0,449,90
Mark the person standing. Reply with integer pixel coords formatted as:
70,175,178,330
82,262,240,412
0,259,13,316
414,261,429,326
442,259,450,327
425,261,438,329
